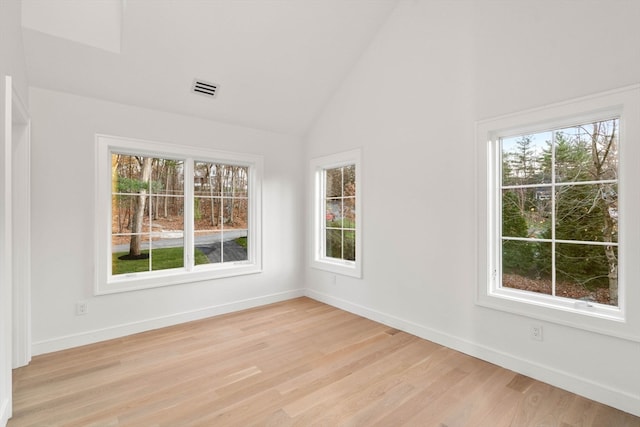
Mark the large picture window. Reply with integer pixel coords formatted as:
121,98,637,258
476,85,640,341
311,149,362,278
500,118,619,307
97,135,262,294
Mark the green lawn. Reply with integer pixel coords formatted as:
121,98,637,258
113,246,210,275
235,237,247,248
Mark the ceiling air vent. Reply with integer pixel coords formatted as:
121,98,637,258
192,79,219,98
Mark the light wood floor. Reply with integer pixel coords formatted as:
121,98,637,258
9,297,640,426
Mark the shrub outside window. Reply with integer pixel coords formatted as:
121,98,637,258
96,135,262,294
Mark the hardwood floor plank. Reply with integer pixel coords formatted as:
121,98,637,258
8,297,639,426
285,339,441,423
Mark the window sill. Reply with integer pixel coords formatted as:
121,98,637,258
96,263,262,295
311,258,361,279
476,287,640,342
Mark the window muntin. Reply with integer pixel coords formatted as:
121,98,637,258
97,135,262,294
311,149,362,278
499,119,619,307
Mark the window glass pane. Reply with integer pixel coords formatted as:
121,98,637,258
196,164,237,196
326,229,342,259
502,272,552,297
152,195,184,230
112,234,153,274
148,194,184,271
112,251,151,275
326,199,342,228
194,191,220,265
151,159,184,196
555,119,618,183
151,196,184,228
502,131,551,186
112,235,151,274
344,197,356,229
227,166,249,197
343,165,356,196
194,162,222,197
223,197,248,229
112,194,136,235
344,231,355,261
556,243,617,306
112,154,144,191
556,184,618,243
150,243,184,271
222,230,248,262
502,240,549,288
325,168,342,198
195,230,222,265
502,240,551,296
502,188,551,239
194,197,220,231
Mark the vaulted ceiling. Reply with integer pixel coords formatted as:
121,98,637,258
21,0,399,136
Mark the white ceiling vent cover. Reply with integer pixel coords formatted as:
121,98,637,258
192,79,219,98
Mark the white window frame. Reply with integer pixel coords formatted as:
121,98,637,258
310,149,362,278
476,85,640,342
95,134,262,295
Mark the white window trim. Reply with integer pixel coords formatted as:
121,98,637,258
476,85,640,342
95,134,263,295
310,149,362,278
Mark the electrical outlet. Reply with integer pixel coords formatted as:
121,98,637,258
76,301,88,316
530,324,543,341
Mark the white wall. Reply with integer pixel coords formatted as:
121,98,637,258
29,87,305,354
304,0,640,416
0,0,29,424
0,0,28,104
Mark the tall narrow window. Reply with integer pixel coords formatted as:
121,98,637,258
193,162,249,264
111,155,185,275
324,164,356,261
311,149,361,278
96,135,262,294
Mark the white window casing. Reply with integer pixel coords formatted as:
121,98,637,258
310,149,362,278
476,85,640,341
96,134,263,294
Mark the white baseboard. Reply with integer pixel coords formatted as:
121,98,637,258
0,397,9,427
305,288,640,418
32,289,305,356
